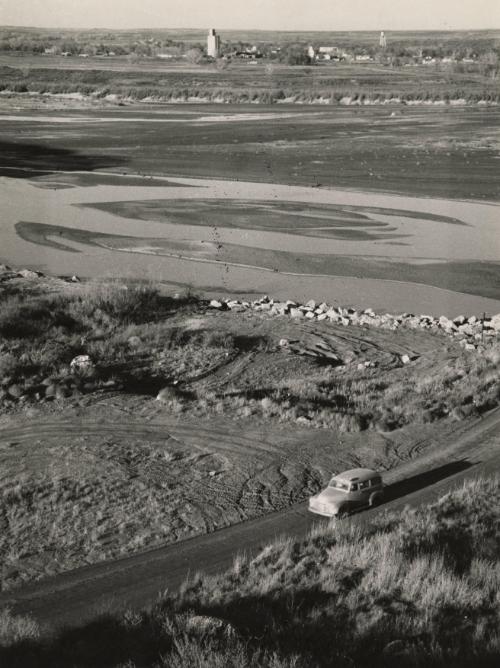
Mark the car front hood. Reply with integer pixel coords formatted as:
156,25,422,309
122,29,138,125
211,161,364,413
312,488,347,507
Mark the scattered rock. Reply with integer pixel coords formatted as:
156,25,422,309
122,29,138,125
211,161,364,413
156,387,177,402
70,275,80,283
289,308,305,319
44,384,58,398
7,384,23,399
401,354,411,365
279,338,289,347
296,416,311,425
127,336,142,348
70,355,94,371
17,268,44,279
209,299,224,309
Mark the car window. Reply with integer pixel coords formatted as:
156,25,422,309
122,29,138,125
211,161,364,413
370,477,382,487
359,480,370,490
329,478,349,491
349,483,359,492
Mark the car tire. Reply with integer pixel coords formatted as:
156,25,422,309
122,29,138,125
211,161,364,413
369,493,382,508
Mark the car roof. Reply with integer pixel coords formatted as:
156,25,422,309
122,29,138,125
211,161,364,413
335,468,380,482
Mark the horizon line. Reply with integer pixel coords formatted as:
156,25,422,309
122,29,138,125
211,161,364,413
2,24,500,33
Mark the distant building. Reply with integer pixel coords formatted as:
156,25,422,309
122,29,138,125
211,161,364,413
316,46,342,61
207,28,221,58
379,31,387,49
307,45,316,60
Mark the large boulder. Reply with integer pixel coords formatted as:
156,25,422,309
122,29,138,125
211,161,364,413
326,308,340,321
289,307,305,319
271,302,289,316
209,299,224,310
438,315,456,332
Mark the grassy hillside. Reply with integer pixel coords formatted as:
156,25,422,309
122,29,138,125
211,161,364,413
1,476,500,667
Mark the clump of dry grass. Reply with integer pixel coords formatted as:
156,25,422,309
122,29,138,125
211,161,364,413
0,608,39,646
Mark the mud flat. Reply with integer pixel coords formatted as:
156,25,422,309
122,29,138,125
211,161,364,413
1,170,500,316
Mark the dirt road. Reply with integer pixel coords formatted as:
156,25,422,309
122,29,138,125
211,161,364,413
1,407,499,633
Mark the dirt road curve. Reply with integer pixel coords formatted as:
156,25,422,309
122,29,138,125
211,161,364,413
1,408,500,633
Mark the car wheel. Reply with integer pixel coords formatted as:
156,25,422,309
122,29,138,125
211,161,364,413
369,493,382,508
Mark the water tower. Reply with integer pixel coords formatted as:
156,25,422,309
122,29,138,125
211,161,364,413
379,31,387,49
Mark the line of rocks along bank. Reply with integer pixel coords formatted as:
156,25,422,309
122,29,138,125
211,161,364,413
209,295,500,353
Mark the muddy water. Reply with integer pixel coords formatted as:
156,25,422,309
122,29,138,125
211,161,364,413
1,171,499,316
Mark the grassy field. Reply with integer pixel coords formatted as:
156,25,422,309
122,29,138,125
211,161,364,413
2,476,500,667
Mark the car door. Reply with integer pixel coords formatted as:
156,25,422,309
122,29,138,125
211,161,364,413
357,479,372,507
348,482,365,509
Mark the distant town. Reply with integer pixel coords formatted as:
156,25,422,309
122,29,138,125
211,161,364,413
1,26,495,71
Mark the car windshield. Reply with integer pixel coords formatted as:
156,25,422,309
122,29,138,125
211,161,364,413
328,477,350,491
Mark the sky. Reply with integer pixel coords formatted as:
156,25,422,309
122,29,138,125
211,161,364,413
1,0,499,31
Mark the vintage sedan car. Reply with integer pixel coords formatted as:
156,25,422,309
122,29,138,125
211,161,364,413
308,468,384,517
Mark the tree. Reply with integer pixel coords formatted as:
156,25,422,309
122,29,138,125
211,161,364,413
479,51,499,79
280,44,310,66
186,48,203,65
